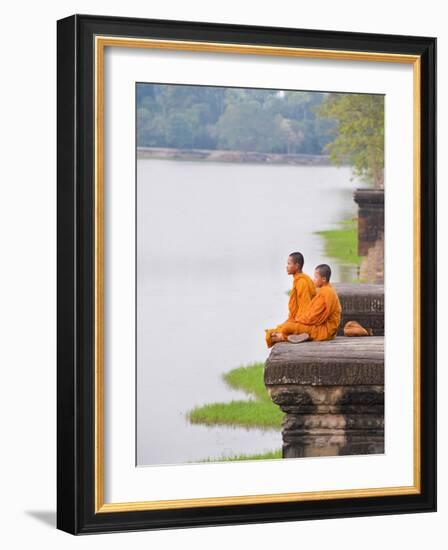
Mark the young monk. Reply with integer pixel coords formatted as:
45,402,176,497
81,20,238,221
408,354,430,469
264,252,316,348
265,263,341,347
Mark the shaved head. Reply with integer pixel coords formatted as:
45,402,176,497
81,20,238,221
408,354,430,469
315,263,331,282
289,252,304,269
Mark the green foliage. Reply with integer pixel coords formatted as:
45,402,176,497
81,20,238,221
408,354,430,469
187,399,283,429
213,101,287,152
193,449,282,463
314,93,384,187
186,362,283,429
315,218,362,266
137,84,335,154
222,362,272,402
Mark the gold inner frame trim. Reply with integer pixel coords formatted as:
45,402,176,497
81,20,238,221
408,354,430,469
94,35,421,513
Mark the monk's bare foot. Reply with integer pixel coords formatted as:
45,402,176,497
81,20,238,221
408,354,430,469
287,333,310,344
271,332,287,343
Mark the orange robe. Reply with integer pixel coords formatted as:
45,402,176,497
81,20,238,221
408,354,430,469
265,272,316,347
265,284,341,347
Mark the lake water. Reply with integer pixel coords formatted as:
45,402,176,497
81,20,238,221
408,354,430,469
136,159,361,466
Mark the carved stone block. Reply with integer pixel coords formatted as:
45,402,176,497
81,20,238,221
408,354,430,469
264,337,385,458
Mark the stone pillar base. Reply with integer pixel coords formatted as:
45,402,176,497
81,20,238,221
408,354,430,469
265,338,384,458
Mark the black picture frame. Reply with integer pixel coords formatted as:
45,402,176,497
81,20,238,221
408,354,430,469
57,13,436,535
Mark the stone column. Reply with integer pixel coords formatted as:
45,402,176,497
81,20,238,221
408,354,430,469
264,338,384,458
353,188,384,257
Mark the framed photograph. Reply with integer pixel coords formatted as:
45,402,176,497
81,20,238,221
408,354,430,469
57,14,436,534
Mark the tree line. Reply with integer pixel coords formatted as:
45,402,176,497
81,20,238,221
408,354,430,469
137,85,335,155
137,84,384,187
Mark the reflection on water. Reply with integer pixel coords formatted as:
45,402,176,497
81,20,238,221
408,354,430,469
137,159,362,465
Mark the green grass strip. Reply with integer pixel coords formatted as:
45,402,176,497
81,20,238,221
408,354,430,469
187,399,283,429
315,218,362,266
186,362,283,429
223,362,272,402
191,449,282,463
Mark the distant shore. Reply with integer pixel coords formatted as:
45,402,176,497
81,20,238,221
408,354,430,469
137,146,334,166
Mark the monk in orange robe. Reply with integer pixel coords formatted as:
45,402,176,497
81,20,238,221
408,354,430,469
265,252,316,348
266,263,341,347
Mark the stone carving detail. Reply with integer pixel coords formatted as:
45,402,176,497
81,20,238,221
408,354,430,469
354,189,384,256
264,337,384,458
354,188,384,285
334,283,384,336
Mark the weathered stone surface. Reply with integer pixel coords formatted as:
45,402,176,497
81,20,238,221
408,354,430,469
268,384,384,414
264,336,384,458
334,283,384,336
265,337,384,385
354,188,384,256
282,413,384,431
353,188,384,284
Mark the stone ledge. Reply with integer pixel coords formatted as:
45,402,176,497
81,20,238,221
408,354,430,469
265,337,384,385
264,336,384,458
333,284,384,336
354,188,384,207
